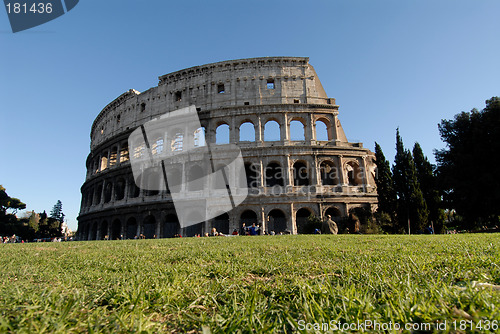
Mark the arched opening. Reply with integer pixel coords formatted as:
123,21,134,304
325,207,342,223
315,120,330,141
133,143,145,159
320,161,339,186
130,177,140,198
239,122,255,142
346,161,362,186
184,211,204,237
109,147,117,167
104,182,112,203
120,142,129,163
88,188,93,207
214,164,228,189
293,161,309,186
145,167,160,196
100,220,108,240
213,213,230,235
163,214,179,238
95,184,102,204
115,178,125,200
296,208,312,234
126,217,137,239
290,120,305,141
267,209,287,234
143,215,156,239
90,223,98,240
244,163,258,188
240,210,257,228
152,136,164,155
166,167,182,193
265,162,284,187
111,219,122,240
188,165,205,191
194,127,206,147
216,123,230,144
171,131,184,152
100,156,108,171
264,120,280,141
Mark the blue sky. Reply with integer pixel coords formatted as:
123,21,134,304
1,0,499,231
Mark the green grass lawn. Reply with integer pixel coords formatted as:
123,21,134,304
0,234,499,333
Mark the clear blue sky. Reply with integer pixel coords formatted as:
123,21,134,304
1,0,499,231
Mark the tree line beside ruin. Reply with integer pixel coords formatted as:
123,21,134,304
373,97,500,233
0,189,64,240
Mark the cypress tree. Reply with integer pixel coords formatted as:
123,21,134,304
374,142,397,224
392,129,428,233
413,143,445,233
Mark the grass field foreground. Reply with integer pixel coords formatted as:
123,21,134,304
0,234,499,333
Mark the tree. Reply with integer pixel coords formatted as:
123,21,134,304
50,200,65,223
374,142,397,229
0,185,26,235
392,129,428,233
38,211,62,238
436,97,500,229
413,143,445,233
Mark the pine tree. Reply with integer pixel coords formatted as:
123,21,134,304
50,200,64,222
374,142,397,226
413,143,445,233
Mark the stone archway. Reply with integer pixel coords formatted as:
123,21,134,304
295,208,312,234
267,209,287,234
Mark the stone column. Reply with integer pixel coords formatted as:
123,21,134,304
306,113,314,142
361,156,368,192
312,155,319,186
282,115,288,142
256,117,263,142
338,155,346,186
286,155,293,187
230,116,237,144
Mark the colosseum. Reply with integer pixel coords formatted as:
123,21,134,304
77,57,377,240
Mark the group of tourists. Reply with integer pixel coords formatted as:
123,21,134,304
1,235,19,243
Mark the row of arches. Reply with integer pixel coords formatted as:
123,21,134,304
216,119,331,144
82,158,365,208
89,115,337,178
80,206,344,240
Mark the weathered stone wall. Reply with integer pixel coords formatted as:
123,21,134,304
78,57,377,240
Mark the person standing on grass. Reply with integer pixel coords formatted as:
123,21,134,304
322,215,338,234
249,223,257,236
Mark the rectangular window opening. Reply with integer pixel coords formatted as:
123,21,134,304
244,101,250,105
267,79,275,89
217,84,225,94
175,91,182,102
294,99,300,104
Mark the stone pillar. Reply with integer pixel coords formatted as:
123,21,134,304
361,156,368,192
285,155,292,187
282,115,288,142
306,113,314,142
256,117,263,143
338,155,346,186
230,117,237,144
100,181,106,204
312,155,319,186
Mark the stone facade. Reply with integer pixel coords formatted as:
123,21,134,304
77,57,377,240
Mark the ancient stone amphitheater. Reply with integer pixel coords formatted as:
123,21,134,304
78,57,377,240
